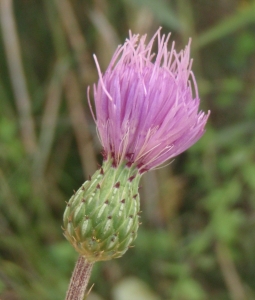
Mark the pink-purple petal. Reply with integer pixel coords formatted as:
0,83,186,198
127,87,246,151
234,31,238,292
90,28,210,171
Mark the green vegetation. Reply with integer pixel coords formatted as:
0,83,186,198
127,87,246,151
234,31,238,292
1,0,255,299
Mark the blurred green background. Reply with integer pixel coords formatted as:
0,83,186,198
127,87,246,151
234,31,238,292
1,0,255,299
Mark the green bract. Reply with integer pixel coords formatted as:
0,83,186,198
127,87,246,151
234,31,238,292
63,159,141,262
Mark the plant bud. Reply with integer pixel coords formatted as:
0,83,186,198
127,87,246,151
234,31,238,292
63,158,141,262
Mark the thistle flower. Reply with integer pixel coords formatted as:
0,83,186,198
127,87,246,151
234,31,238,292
63,28,210,263
90,28,209,172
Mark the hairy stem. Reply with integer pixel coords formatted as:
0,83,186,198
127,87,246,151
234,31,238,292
66,256,93,300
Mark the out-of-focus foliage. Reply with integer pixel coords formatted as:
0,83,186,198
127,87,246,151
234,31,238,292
0,0,255,299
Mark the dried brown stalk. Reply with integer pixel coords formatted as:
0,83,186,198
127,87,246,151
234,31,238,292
0,0,37,155
216,242,246,300
54,0,94,83
33,60,68,178
64,70,97,178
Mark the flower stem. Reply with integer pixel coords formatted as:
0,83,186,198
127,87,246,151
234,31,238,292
65,255,93,300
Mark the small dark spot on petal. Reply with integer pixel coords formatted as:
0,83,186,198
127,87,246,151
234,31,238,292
126,153,134,161
128,175,135,182
114,182,120,188
126,161,133,168
101,149,107,160
137,163,144,169
139,168,148,174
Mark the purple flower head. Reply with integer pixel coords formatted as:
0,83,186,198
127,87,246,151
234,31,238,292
89,28,210,172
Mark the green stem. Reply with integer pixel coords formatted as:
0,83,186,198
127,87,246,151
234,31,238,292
65,255,93,300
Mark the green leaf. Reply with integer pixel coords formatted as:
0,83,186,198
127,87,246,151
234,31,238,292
194,3,255,48
171,278,206,300
123,0,181,30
